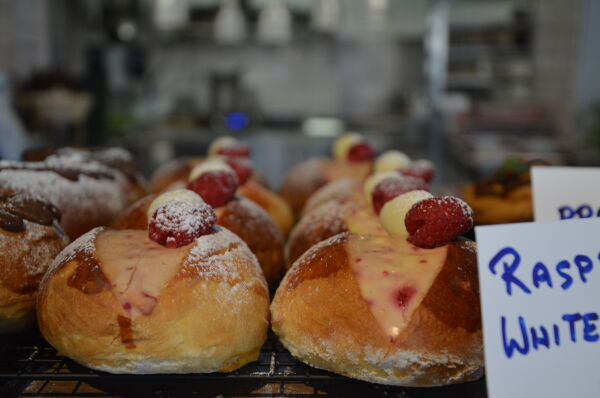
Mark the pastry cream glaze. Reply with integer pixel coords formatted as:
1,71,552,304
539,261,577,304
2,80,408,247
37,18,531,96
345,197,386,237
96,230,191,317
346,235,447,341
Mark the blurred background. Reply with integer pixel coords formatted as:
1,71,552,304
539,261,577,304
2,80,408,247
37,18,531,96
0,0,599,187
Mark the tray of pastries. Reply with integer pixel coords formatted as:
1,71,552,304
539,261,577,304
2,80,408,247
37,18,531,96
0,135,487,397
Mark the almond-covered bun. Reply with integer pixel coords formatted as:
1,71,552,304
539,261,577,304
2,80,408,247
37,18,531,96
280,134,374,216
37,226,269,374
22,147,147,205
0,157,132,239
113,193,286,286
0,194,69,332
271,233,483,386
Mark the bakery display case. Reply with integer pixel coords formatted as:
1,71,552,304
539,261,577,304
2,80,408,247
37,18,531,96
2,0,600,397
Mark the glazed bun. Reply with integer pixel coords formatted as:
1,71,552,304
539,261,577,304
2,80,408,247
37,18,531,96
37,226,269,373
113,194,286,286
286,178,384,266
0,194,68,332
301,177,359,216
272,233,483,386
237,181,294,237
279,159,372,217
150,158,290,235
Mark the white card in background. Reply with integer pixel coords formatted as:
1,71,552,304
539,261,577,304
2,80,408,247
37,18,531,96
532,166,600,221
476,218,600,398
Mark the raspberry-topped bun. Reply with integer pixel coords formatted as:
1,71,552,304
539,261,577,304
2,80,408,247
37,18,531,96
186,160,240,208
286,178,384,266
37,198,269,374
0,194,68,332
150,156,292,237
280,133,374,216
286,175,429,266
272,196,481,386
113,188,286,286
0,156,132,239
207,136,251,158
150,137,265,194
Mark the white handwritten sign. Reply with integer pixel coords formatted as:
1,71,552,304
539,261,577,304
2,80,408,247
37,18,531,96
532,166,600,221
476,218,600,398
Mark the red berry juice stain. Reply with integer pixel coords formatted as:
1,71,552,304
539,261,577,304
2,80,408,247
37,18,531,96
395,286,416,310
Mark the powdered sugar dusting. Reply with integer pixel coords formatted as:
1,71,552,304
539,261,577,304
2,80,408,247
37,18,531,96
0,220,69,280
286,201,351,262
303,177,357,214
181,227,266,291
0,160,128,238
412,196,474,225
402,159,434,174
148,200,216,247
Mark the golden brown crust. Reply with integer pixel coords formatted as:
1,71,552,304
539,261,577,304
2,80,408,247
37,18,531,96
285,201,351,267
279,158,328,216
237,181,294,237
112,195,285,287
149,158,200,194
38,228,269,374
271,235,483,386
463,184,532,225
0,221,68,332
215,197,285,286
111,195,156,230
301,177,361,216
280,159,372,217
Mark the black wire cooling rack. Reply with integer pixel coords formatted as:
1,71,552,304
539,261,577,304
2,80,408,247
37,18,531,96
0,329,487,398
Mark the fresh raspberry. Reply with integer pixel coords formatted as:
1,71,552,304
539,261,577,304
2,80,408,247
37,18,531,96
216,143,250,158
405,197,474,249
399,160,435,183
224,157,253,185
186,169,240,207
148,200,216,248
347,142,374,162
371,175,429,215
